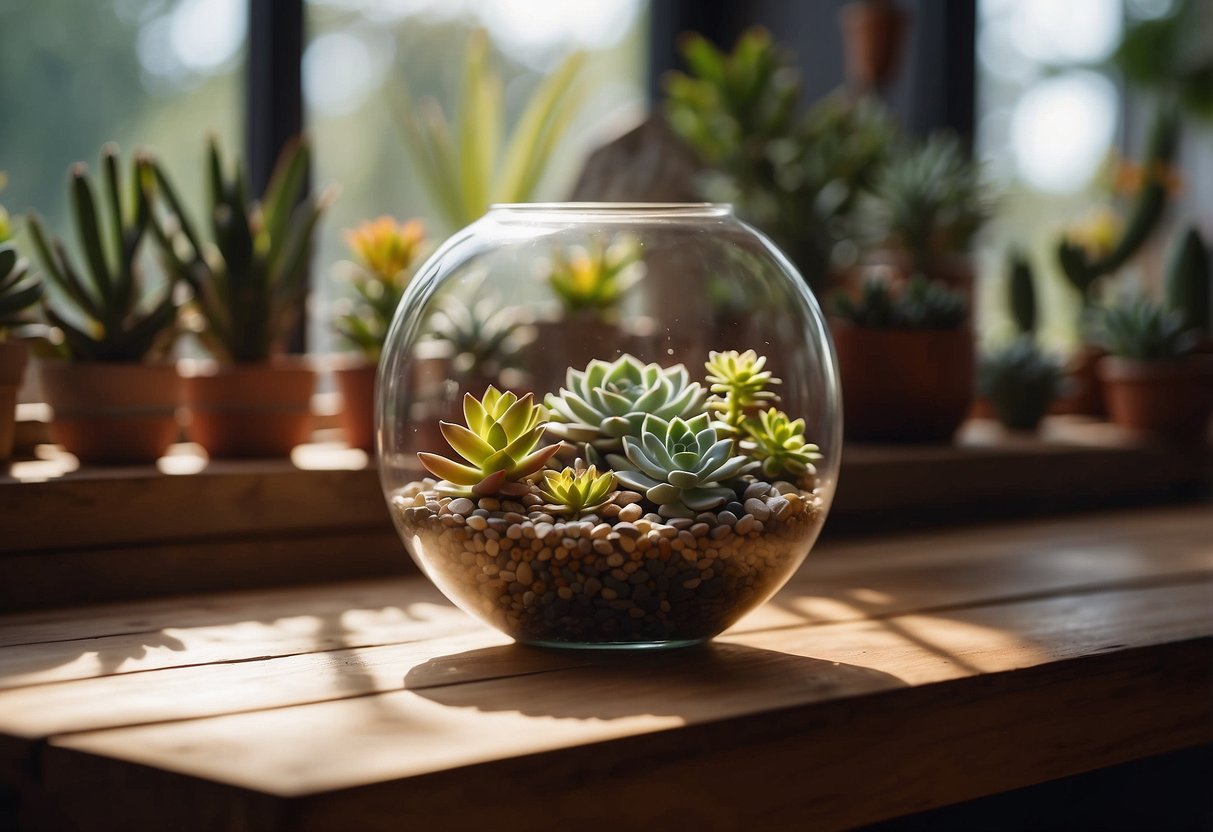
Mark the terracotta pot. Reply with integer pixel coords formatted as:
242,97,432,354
839,0,911,92
0,340,29,460
1053,345,1107,417
1097,356,1213,439
833,325,974,442
184,361,315,458
334,361,377,453
38,360,181,464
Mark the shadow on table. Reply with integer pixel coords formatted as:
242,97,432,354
404,641,905,720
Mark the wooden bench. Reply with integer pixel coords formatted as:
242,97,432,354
1,503,1210,830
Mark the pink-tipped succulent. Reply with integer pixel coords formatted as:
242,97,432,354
418,386,560,498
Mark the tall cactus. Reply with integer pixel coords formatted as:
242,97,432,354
1008,247,1036,335
1164,226,1210,335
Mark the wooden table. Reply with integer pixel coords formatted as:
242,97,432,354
1,504,1210,830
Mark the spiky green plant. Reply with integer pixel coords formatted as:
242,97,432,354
396,29,584,230
148,137,331,363
0,244,42,338
977,337,1066,431
417,386,560,498
740,408,821,481
607,413,753,517
537,465,616,518
704,349,781,436
547,236,643,320
545,354,707,450
335,216,427,361
1164,226,1210,335
832,275,966,330
27,146,179,361
1092,297,1197,361
428,295,527,381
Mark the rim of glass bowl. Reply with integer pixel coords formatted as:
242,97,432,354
486,202,734,221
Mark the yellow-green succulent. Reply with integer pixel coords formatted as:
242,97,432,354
417,386,559,498
741,408,821,480
537,465,616,518
547,236,644,319
705,349,780,435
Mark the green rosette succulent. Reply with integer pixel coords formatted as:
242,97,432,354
418,386,559,498
705,349,781,435
538,465,616,518
741,408,822,481
545,354,707,450
608,413,753,517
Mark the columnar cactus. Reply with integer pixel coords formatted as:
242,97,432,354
418,386,559,497
608,413,752,517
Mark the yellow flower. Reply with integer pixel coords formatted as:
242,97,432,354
343,216,425,281
1066,208,1121,260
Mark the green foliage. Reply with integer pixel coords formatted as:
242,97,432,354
1008,248,1036,335
335,217,427,361
547,236,643,319
1114,0,1213,122
977,337,1066,431
832,275,966,330
704,349,780,436
544,354,707,450
417,386,559,498
861,133,991,270
664,28,895,286
537,465,617,518
26,145,178,362
149,136,331,363
0,243,42,335
608,413,752,517
396,29,585,230
1092,298,1197,361
1164,226,1210,335
1057,105,1179,302
428,295,526,381
740,408,821,481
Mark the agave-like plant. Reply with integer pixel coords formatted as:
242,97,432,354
417,386,559,498
0,243,42,335
545,354,707,450
741,408,821,481
547,236,644,321
537,464,616,519
335,216,427,361
607,413,752,517
705,349,780,436
428,295,527,381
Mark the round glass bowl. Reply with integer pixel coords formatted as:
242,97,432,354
378,204,840,649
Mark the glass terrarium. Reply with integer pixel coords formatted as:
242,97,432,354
378,204,840,649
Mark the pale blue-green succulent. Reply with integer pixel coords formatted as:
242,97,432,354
545,354,706,450
607,413,753,517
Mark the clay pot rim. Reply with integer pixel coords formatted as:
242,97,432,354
1097,354,1213,382
178,355,316,379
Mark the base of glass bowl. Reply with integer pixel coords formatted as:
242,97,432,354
523,637,708,651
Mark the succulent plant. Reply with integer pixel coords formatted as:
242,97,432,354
1008,248,1037,335
0,243,42,336
832,275,966,330
740,408,821,481
704,349,780,436
397,29,584,230
977,337,1066,432
537,464,616,518
607,412,753,517
860,133,991,273
417,386,560,498
547,236,644,320
545,354,707,450
148,137,332,363
428,294,527,381
26,145,179,361
1092,297,1197,361
335,217,426,361
1164,226,1210,336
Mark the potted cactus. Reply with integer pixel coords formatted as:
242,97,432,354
1094,297,1212,438
392,350,825,645
149,137,333,458
26,146,182,464
333,216,427,451
977,338,1066,433
0,226,42,460
832,275,972,441
1164,226,1210,352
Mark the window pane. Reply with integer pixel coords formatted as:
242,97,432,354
305,0,650,354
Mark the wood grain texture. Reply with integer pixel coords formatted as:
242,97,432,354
0,505,1209,831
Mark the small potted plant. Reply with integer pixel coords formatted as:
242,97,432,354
0,224,42,460
832,275,972,442
149,137,333,458
977,339,1066,433
333,216,427,451
26,146,182,464
1093,297,1212,438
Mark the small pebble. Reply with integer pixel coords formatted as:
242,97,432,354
466,515,488,531
591,523,612,540
615,491,644,505
735,514,755,535
744,498,771,521
744,481,772,500
447,497,474,516
618,503,643,522
516,562,533,585
478,497,501,512
718,510,738,526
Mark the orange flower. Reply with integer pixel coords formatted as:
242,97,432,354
1112,160,1183,197
343,216,425,281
